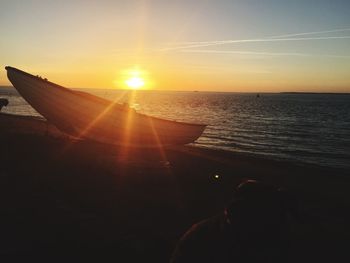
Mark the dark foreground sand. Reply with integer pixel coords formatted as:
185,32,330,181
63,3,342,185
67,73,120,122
0,113,349,262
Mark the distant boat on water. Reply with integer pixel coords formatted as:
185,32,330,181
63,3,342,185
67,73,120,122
6,66,206,147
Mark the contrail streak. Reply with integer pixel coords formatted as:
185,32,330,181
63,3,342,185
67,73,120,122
164,27,350,46
269,28,350,39
160,36,350,51
181,50,310,57
181,49,350,58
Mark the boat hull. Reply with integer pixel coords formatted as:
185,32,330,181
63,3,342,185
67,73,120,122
6,67,206,147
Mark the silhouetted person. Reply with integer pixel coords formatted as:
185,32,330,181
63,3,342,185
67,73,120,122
170,180,297,263
0,98,9,111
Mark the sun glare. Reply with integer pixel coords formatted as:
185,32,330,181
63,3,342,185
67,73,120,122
116,67,150,90
126,76,144,89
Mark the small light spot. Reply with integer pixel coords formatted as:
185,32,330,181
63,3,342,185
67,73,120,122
214,174,220,179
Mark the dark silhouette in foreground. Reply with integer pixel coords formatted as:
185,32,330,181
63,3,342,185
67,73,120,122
171,180,298,263
0,98,9,111
0,119,348,262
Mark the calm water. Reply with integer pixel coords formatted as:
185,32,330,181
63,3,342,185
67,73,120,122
1,87,350,170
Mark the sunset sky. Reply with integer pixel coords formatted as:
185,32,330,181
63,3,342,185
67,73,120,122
0,0,349,92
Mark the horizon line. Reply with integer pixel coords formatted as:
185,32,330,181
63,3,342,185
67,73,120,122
1,85,349,94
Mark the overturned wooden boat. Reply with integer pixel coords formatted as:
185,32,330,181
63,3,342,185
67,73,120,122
6,66,206,147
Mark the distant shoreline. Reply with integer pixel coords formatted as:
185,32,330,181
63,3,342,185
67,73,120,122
280,92,350,95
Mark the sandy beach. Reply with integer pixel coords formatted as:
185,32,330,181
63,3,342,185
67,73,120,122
0,113,349,262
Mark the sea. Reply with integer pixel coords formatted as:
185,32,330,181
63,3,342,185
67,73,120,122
1,86,350,170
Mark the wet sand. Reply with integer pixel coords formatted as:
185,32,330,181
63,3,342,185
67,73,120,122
0,113,349,262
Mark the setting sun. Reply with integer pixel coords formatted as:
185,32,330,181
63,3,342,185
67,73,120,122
119,68,150,90
125,76,144,89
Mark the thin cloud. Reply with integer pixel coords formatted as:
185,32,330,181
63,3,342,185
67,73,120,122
181,49,350,59
269,28,350,39
181,50,310,57
160,36,350,51
164,27,350,46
